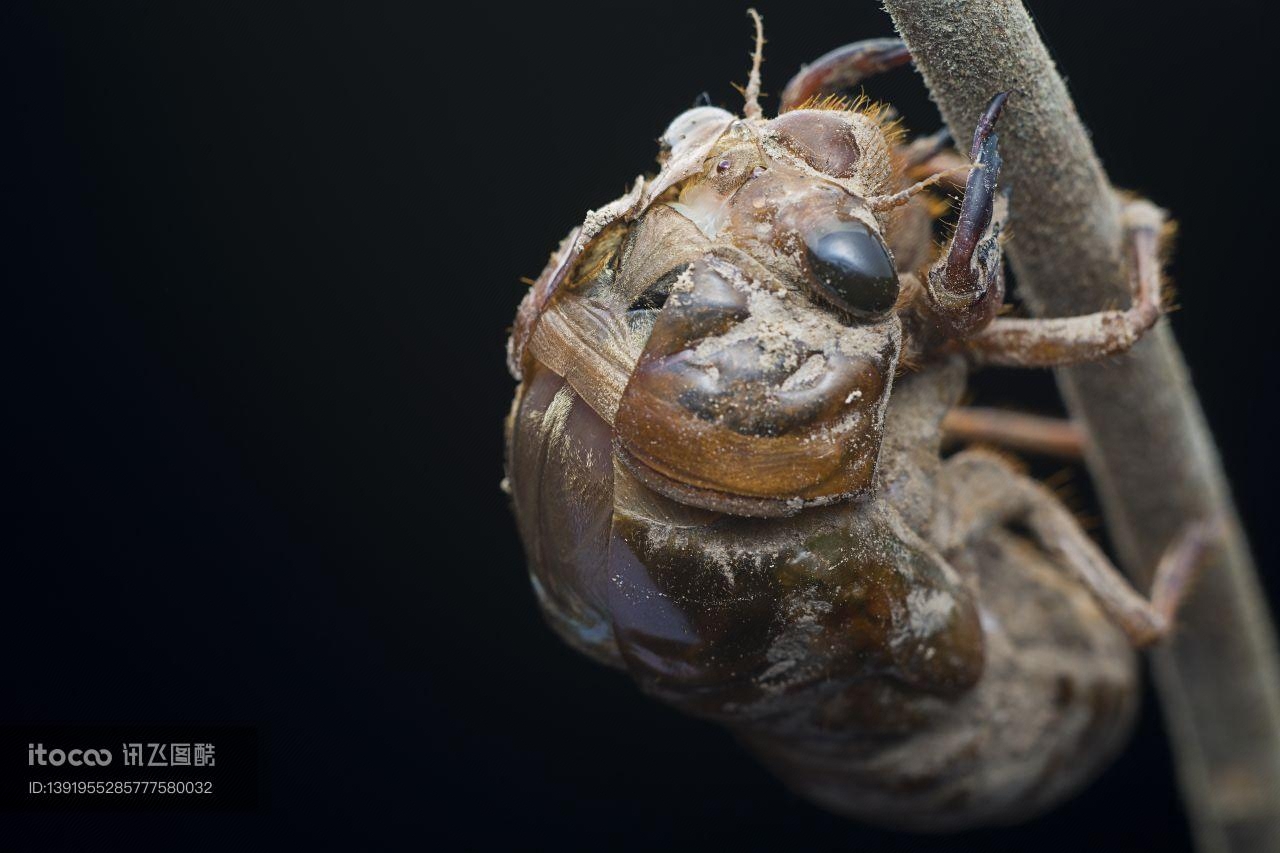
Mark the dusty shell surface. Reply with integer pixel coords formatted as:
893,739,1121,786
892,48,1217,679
505,82,1139,830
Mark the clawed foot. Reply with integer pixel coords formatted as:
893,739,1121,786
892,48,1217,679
1141,516,1226,644
1116,195,1167,335
926,91,1010,337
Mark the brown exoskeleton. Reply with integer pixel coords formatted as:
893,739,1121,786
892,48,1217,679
505,13,1208,830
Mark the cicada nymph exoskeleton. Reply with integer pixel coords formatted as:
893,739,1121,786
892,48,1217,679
505,13,1205,830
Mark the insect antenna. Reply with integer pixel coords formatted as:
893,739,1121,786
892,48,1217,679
742,9,766,120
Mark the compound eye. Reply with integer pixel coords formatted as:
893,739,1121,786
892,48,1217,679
805,220,899,318
769,111,861,178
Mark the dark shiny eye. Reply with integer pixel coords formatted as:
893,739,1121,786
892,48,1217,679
805,221,899,318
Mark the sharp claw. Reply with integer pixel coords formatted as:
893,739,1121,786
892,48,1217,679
946,130,1003,280
949,91,1010,274
969,90,1011,160
928,92,1011,335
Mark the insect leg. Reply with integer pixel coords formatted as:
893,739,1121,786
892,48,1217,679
779,38,911,112
941,407,1085,459
935,449,1215,647
922,93,1010,337
962,198,1168,367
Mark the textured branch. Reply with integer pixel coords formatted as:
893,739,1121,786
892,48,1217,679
882,2,1280,850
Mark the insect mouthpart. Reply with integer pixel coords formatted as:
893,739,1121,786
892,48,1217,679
612,253,899,517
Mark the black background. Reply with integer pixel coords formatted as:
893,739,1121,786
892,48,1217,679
4,1,1274,850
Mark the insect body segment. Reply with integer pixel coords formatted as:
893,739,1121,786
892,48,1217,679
506,17,1191,830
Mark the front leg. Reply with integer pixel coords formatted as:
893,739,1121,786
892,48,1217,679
779,38,912,111
962,198,1168,367
923,93,1010,337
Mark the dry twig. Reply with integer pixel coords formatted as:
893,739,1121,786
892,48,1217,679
882,2,1280,850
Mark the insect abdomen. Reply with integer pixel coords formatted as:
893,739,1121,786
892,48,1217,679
746,527,1138,830
506,360,621,667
